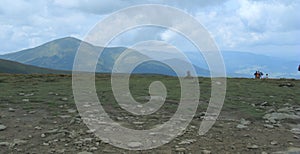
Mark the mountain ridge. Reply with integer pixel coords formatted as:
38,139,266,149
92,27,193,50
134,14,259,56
0,37,210,76
0,58,68,74
0,37,299,78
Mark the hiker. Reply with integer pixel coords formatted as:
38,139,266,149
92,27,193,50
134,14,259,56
265,73,269,79
185,70,192,78
260,71,264,78
254,71,260,79
254,71,263,79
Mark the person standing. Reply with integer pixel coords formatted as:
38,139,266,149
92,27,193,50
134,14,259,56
254,71,260,79
260,71,264,78
254,71,264,79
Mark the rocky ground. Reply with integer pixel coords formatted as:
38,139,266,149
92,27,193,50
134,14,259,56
0,74,299,153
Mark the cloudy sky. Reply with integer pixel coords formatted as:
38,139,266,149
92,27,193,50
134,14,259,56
0,0,299,60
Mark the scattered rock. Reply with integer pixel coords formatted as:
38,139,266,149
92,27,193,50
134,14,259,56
133,121,145,125
116,117,124,121
0,124,7,131
28,110,36,114
260,102,269,106
67,109,77,113
266,108,276,113
0,142,10,146
240,118,251,125
60,97,68,101
45,128,59,134
41,134,46,138
82,138,93,143
35,126,42,130
236,118,251,129
269,118,277,124
247,144,259,149
59,115,72,119
263,113,300,121
264,124,274,129
178,139,197,145
274,147,300,154
202,150,211,154
24,93,34,97
273,123,282,127
22,99,30,102
277,107,294,113
291,127,300,135
85,129,95,134
271,141,278,145
56,149,66,153
68,130,77,139
237,124,248,129
74,140,83,145
69,118,76,125
78,151,93,154
48,92,59,95
175,147,186,152
12,139,27,146
127,142,143,148
43,142,50,146
8,107,16,112
89,147,98,151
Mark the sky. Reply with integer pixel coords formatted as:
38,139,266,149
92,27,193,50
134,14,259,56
0,0,299,60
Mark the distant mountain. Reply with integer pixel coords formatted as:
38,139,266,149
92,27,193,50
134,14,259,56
0,37,209,76
133,59,210,77
0,59,68,74
221,51,299,78
185,51,300,78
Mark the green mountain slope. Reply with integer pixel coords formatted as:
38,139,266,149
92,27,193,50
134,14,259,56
0,37,126,72
0,59,68,74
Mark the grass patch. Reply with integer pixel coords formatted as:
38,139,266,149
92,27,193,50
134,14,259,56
0,74,299,121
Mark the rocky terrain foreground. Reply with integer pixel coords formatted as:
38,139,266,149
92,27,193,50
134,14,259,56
0,74,299,154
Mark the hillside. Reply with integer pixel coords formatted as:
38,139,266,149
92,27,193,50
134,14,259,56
0,37,209,76
0,37,126,72
0,59,68,74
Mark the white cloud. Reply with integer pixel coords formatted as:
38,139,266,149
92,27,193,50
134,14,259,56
187,0,300,58
237,0,300,32
51,0,226,15
0,0,298,60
